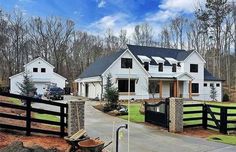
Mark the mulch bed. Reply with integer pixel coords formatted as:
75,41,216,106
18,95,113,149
0,131,69,151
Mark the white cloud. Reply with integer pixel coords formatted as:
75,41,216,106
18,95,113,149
145,10,178,22
159,0,205,13
98,0,106,8
89,13,129,35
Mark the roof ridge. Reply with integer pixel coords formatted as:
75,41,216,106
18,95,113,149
127,44,188,52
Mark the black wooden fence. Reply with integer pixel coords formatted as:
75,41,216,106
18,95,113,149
0,92,68,137
183,103,236,134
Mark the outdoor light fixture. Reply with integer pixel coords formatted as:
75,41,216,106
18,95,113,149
116,124,128,152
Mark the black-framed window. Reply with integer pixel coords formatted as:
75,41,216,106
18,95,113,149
216,83,220,87
159,63,163,72
172,64,177,72
118,79,135,92
192,83,199,93
41,68,46,73
121,58,132,68
33,68,38,72
204,83,207,87
149,81,159,93
144,62,149,71
190,64,198,73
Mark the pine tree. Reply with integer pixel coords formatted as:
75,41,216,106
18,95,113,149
17,72,36,97
104,73,119,110
210,84,217,101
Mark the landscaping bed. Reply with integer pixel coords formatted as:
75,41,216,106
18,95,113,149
0,131,69,151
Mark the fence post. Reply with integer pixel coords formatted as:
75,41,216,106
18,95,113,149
220,107,227,134
26,100,31,136
202,104,207,129
169,98,183,133
60,106,65,137
67,100,85,136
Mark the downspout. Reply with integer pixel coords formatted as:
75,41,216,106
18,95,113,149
100,75,103,100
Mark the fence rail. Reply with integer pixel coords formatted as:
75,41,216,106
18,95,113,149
183,103,236,134
0,92,68,137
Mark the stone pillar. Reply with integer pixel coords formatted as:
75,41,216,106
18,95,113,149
169,98,183,133
67,100,85,136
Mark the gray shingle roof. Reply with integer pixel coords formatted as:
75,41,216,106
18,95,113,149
204,69,223,81
78,49,125,78
127,44,194,66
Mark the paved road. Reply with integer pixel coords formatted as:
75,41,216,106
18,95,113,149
85,101,236,152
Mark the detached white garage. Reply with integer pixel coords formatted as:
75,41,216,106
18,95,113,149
10,57,67,95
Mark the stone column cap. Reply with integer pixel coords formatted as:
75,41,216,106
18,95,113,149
68,100,86,103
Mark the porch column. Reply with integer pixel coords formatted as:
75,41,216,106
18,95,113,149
177,80,179,97
189,80,192,99
159,80,162,98
173,80,177,97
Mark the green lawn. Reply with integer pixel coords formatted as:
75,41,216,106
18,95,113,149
119,104,144,123
33,113,60,122
1,96,22,105
208,135,236,145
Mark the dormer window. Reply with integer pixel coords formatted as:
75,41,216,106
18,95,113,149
144,62,149,71
41,68,46,73
158,63,163,72
172,64,177,72
33,68,38,72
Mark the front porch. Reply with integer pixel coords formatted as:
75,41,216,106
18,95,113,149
149,73,193,99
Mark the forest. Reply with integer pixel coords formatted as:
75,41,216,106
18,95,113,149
0,0,236,99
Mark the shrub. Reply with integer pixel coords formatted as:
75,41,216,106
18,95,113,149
223,93,230,102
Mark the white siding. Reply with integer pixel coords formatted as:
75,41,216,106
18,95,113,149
103,51,150,100
202,81,222,102
184,52,205,101
10,74,24,94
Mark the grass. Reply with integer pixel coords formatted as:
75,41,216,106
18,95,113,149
33,113,60,122
0,96,21,105
208,135,236,145
119,104,144,123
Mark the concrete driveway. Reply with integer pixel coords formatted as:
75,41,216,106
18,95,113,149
85,101,236,152
31,95,78,112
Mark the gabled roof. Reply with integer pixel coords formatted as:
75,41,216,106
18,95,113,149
204,69,223,81
127,44,194,66
24,57,54,68
78,49,126,78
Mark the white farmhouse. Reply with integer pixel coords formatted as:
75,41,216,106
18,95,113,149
10,57,66,95
75,45,223,101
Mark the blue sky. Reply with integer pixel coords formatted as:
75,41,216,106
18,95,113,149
0,0,204,38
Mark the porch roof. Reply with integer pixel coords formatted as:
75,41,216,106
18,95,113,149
150,72,193,81
115,74,139,79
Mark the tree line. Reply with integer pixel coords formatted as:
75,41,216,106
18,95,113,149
0,0,236,98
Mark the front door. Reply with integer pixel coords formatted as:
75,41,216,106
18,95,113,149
169,82,174,97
